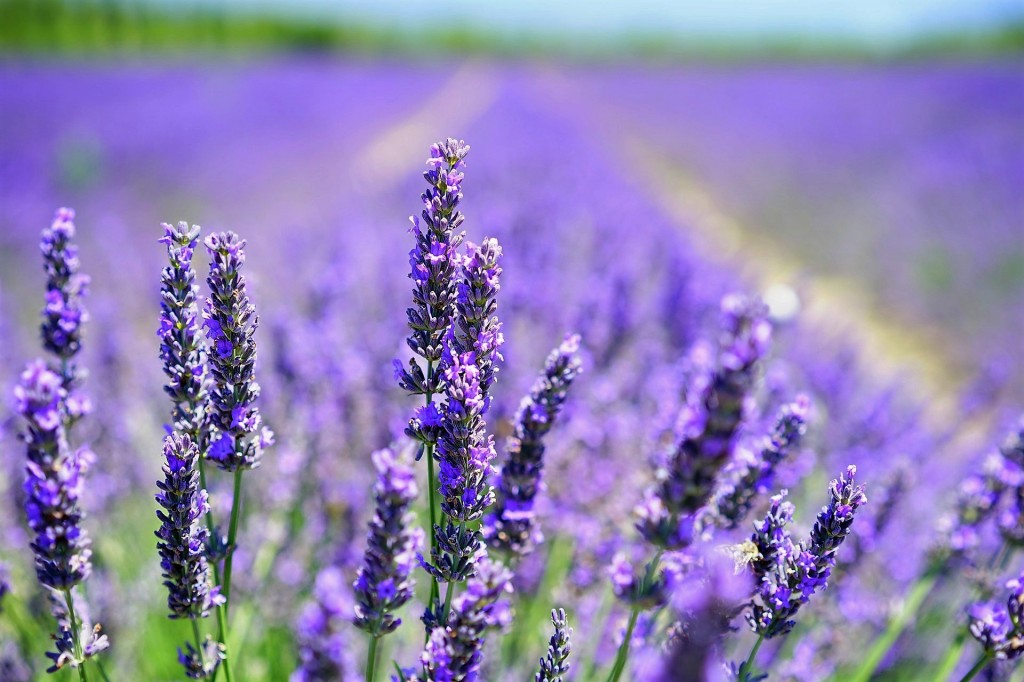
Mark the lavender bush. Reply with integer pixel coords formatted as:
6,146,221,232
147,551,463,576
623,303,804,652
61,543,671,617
0,59,1020,682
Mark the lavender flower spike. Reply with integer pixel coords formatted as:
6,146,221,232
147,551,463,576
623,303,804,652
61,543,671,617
416,558,513,682
155,433,222,621
450,238,504,410
353,448,424,637
395,138,469,398
15,360,91,590
748,466,867,639
203,231,273,471
40,208,90,396
485,334,583,558
967,570,1024,662
535,608,572,682
159,222,207,442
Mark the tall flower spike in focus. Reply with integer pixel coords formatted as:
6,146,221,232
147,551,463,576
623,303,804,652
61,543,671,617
535,608,572,682
39,207,90,405
485,334,583,558
415,558,513,682
203,231,273,471
155,433,222,622
747,466,867,640
158,222,207,443
395,138,469,400
637,294,772,551
353,448,424,637
449,237,504,411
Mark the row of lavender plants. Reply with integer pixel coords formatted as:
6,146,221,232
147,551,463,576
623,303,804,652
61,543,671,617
0,133,1021,681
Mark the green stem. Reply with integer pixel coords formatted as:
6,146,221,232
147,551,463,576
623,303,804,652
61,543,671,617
62,589,89,682
847,566,941,682
934,631,967,681
191,619,207,670
737,633,766,680
957,653,992,682
222,468,245,611
442,579,457,624
366,636,380,682
605,607,640,682
96,660,112,682
424,360,440,616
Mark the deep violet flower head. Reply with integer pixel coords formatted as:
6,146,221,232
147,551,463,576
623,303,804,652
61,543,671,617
422,350,496,585
396,139,469,396
158,222,207,442
203,231,273,471
535,608,572,682
155,433,222,620
353,448,424,637
968,570,1024,660
15,360,92,590
449,238,504,410
293,568,357,682
485,334,583,558
748,466,867,638
416,557,513,682
637,295,772,550
702,396,810,532
39,207,90,392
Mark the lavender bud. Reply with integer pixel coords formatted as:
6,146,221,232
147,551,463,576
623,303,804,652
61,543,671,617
486,334,582,558
748,466,866,638
178,636,225,679
418,558,513,682
535,608,572,682
967,571,1024,661
155,433,222,620
16,360,92,590
39,208,90,394
398,139,469,393
450,238,504,410
45,624,109,673
353,449,424,637
158,222,208,443
203,231,273,471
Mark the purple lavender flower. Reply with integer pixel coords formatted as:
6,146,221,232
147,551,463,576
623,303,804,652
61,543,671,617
45,624,109,674
535,608,572,682
178,638,226,680
748,490,797,583
15,360,91,590
417,558,513,682
395,139,469,398
353,448,424,637
967,571,1024,661
292,568,357,682
0,562,9,614
155,433,221,620
486,334,582,558
39,208,90,397
703,397,809,532
748,466,867,639
158,222,207,442
203,231,273,471
422,349,495,584
450,238,504,410
638,295,772,550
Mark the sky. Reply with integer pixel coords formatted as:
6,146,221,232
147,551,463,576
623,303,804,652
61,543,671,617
192,0,1024,44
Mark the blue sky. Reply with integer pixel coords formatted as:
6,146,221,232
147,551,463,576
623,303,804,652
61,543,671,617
194,0,1024,43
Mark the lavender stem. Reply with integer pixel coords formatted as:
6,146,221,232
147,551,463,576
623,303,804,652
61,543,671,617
737,632,766,680
606,549,663,682
958,653,992,682
365,636,380,682
62,589,88,682
425,359,441,613
222,469,244,611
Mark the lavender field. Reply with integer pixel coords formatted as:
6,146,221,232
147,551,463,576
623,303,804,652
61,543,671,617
0,58,1022,682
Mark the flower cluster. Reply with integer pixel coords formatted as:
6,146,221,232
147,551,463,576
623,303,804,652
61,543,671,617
396,138,469,396
417,558,513,682
293,568,356,682
535,608,572,682
158,222,207,442
747,466,867,638
155,433,221,621
353,449,424,637
637,295,772,550
968,571,1024,661
203,231,273,471
15,360,92,590
449,238,504,409
39,207,90,394
486,334,583,558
